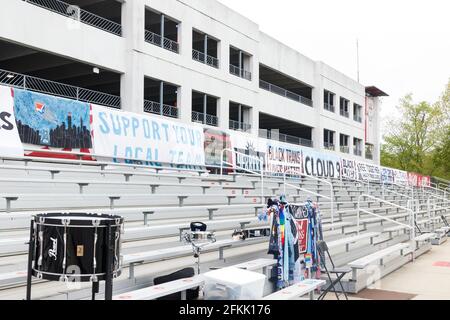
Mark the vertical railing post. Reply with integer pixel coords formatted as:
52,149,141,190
220,148,224,178
357,196,361,235
203,94,207,125
330,181,334,230
160,81,164,116
160,14,165,48
204,34,208,64
260,156,264,205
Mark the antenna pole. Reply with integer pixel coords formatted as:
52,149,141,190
357,39,360,83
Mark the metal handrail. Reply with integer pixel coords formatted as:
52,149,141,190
324,103,335,112
423,192,450,205
229,119,252,132
324,142,335,150
144,30,179,53
144,100,178,119
357,194,415,261
229,64,252,81
192,49,219,69
340,146,350,153
191,111,218,127
383,181,414,200
353,115,362,123
24,0,122,36
353,148,362,156
259,80,313,107
283,168,335,228
423,184,446,197
258,129,313,148
220,148,264,204
340,110,350,118
0,147,208,175
0,68,120,108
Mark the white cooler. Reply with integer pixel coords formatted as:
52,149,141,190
203,267,266,300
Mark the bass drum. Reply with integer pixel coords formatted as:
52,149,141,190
32,213,124,282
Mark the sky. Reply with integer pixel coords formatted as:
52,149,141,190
218,0,450,133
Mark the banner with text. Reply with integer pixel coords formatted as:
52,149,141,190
302,149,341,179
265,140,303,176
393,169,408,186
408,172,431,187
91,105,205,166
0,86,23,157
230,132,266,172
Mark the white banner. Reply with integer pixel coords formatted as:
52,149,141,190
381,166,395,184
341,157,358,180
265,139,303,176
303,149,341,179
393,169,408,186
91,105,205,166
0,86,23,157
229,131,266,172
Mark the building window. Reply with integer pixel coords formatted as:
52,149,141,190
229,47,252,81
324,90,335,112
192,30,219,68
145,10,180,53
366,144,374,160
353,138,363,156
353,103,363,123
340,134,350,153
340,97,350,118
229,102,252,132
144,77,179,119
324,129,335,150
192,91,219,127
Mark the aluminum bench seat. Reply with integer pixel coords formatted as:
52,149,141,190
348,242,410,279
123,237,269,278
262,279,326,300
113,258,276,300
327,232,380,251
114,275,205,300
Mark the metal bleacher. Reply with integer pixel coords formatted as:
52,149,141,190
0,152,448,300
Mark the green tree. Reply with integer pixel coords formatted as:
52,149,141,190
430,80,450,179
381,79,449,180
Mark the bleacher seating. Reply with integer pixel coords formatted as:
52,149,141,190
0,155,448,300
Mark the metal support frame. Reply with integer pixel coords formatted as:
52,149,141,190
220,148,264,204
283,169,334,229
357,194,416,262
159,81,164,116
104,220,114,300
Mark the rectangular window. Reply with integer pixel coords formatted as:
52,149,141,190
353,104,363,122
324,90,335,112
340,134,350,153
353,138,362,156
340,97,350,118
324,129,335,150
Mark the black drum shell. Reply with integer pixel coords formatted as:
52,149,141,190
32,213,123,282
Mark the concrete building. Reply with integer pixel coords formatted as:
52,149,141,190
0,0,387,164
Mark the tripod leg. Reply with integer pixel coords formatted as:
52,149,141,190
92,281,99,301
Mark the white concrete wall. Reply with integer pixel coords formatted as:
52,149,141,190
0,0,126,73
0,0,381,164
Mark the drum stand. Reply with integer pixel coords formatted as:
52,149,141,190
91,220,115,301
25,220,34,300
